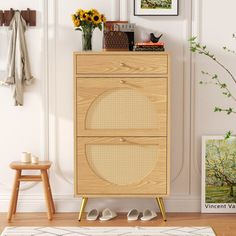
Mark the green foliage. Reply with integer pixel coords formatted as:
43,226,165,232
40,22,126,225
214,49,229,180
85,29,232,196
205,139,236,202
206,186,236,203
190,36,236,119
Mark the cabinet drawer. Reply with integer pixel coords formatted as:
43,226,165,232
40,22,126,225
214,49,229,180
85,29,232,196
76,77,167,136
75,53,168,76
75,137,168,196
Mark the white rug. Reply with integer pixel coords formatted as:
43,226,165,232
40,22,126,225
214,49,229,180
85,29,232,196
1,227,216,236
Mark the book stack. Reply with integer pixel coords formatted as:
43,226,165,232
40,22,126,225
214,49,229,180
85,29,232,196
104,21,135,33
134,42,165,51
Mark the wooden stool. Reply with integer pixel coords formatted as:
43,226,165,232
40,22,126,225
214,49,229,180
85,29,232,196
7,161,55,222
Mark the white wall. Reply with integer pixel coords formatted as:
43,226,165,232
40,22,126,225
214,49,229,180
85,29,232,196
0,0,48,211
193,0,236,196
0,0,235,213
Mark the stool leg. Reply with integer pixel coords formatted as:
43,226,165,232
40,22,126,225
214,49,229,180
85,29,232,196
13,170,21,215
45,170,55,214
41,170,53,220
7,170,21,222
78,197,88,221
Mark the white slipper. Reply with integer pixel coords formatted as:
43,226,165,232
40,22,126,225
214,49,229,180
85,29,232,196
140,209,157,221
86,209,99,221
99,208,117,221
127,209,139,221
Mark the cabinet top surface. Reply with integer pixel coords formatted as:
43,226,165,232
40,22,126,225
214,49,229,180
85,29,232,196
74,51,169,56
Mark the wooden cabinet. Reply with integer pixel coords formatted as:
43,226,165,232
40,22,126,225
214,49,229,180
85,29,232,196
74,52,170,221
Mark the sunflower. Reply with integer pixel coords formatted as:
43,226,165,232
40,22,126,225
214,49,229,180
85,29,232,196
73,19,80,27
71,14,76,21
92,14,101,24
80,11,87,21
86,15,93,22
76,9,83,17
101,14,106,23
91,8,99,14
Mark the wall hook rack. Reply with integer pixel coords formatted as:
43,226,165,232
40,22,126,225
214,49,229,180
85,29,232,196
0,8,36,26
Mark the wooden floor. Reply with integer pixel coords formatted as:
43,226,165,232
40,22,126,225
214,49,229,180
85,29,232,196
0,213,235,236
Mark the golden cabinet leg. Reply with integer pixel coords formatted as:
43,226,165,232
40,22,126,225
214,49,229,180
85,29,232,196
7,170,21,222
78,197,88,221
156,197,167,221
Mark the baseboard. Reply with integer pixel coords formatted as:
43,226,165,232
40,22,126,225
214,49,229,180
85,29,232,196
0,194,200,212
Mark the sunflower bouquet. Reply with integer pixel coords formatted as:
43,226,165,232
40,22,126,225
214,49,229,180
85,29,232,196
72,9,106,50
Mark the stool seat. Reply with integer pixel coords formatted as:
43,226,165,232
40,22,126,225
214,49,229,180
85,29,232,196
7,161,55,222
10,161,52,170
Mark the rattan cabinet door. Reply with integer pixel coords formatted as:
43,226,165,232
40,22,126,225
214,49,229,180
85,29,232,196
75,137,168,196
76,77,167,136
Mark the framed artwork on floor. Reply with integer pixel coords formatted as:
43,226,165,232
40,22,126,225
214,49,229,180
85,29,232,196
134,0,179,16
202,136,236,213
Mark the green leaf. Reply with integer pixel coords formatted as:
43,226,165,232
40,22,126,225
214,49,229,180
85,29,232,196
98,24,102,31
214,107,222,112
188,36,197,42
225,131,232,139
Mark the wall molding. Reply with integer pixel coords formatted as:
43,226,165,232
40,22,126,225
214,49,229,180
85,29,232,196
47,0,73,185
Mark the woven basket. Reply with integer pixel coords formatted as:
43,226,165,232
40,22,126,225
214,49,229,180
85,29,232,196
103,31,129,51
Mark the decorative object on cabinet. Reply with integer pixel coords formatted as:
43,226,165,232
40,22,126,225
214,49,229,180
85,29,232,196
134,33,165,51
134,42,165,51
201,136,236,213
104,21,135,51
150,33,163,43
74,52,170,222
134,0,179,16
7,161,55,222
103,31,129,51
71,9,106,51
0,8,36,26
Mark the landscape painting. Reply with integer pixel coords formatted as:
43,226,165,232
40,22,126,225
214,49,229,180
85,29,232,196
202,136,236,213
141,0,172,9
134,0,178,15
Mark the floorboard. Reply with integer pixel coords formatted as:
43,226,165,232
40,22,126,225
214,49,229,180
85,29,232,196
0,213,235,236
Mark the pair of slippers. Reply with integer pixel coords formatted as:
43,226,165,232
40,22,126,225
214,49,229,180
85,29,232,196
127,209,157,221
87,208,117,221
87,208,157,221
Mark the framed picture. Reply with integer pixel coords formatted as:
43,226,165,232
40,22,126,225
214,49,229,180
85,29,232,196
202,136,236,213
134,0,179,16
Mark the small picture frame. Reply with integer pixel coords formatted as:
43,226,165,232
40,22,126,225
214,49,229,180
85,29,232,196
134,0,179,16
202,136,236,213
